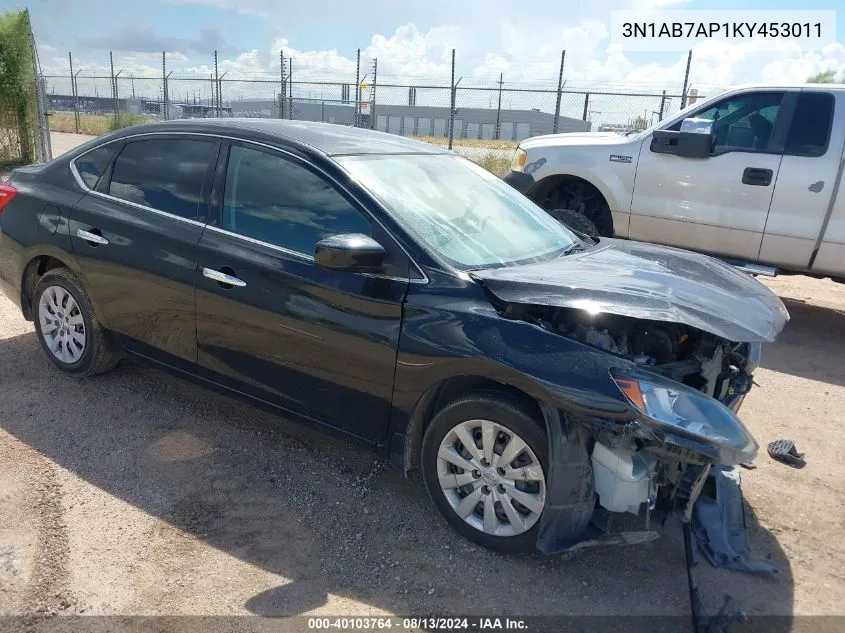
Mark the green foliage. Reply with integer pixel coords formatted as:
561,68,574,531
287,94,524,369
0,9,37,165
807,70,839,84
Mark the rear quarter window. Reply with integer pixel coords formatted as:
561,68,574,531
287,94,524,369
75,144,117,189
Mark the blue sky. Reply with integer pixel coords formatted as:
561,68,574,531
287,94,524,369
3,0,843,93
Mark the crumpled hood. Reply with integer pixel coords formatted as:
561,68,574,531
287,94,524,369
471,238,790,343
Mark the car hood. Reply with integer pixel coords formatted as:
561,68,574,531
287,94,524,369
470,238,790,343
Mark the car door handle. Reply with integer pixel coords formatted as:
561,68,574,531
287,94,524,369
203,267,247,288
742,167,773,186
76,228,109,245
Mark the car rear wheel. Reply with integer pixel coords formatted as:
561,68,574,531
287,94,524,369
421,393,548,553
33,268,118,376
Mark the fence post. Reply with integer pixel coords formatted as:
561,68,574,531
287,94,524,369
279,50,285,119
370,58,377,130
288,58,293,120
68,52,80,134
218,72,227,117
495,73,503,140
213,50,220,118
28,12,51,161
582,92,589,121
680,50,692,109
658,90,667,121
109,51,117,130
355,48,360,128
448,49,455,149
553,50,565,134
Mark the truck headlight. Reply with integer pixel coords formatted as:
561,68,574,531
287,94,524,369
511,148,527,172
611,370,758,465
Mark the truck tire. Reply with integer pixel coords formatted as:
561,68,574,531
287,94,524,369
548,208,600,240
543,180,613,237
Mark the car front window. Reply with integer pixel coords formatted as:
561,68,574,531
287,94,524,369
337,154,578,269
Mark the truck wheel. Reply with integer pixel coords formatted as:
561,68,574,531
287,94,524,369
549,208,599,240
544,180,613,237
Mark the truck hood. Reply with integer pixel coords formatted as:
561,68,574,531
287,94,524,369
521,132,636,149
470,238,789,343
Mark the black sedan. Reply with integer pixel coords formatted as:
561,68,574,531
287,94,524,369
0,120,788,554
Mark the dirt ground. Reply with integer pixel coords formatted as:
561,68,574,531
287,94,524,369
0,133,843,630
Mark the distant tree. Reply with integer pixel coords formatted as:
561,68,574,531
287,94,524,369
807,70,838,83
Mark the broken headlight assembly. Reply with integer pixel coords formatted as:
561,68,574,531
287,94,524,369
611,369,758,465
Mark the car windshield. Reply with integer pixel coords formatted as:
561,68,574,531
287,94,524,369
337,153,578,269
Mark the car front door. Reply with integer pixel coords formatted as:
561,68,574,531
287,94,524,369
630,90,788,260
68,135,220,364
195,142,410,443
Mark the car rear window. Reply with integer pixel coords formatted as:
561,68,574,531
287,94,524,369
108,138,218,220
76,144,117,189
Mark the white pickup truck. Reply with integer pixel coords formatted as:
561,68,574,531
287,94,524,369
504,84,845,280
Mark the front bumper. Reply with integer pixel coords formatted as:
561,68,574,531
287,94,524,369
502,170,535,195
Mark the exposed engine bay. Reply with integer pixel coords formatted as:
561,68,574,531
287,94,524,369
497,302,759,520
502,303,756,404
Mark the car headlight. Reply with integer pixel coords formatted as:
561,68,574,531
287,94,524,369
511,148,527,172
611,370,758,465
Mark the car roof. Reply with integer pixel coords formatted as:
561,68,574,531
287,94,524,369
134,118,453,157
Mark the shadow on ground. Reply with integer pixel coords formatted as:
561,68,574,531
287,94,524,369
0,329,794,629
761,298,845,388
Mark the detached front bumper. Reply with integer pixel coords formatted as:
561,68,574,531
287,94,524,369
502,170,535,195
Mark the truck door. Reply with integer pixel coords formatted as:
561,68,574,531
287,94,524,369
760,90,844,271
630,90,788,261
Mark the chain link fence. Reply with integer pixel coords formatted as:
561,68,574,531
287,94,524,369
41,48,703,160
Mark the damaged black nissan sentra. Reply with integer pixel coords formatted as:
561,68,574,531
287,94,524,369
0,120,788,555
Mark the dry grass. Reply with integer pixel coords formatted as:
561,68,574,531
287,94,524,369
49,112,149,136
474,152,511,178
412,135,519,151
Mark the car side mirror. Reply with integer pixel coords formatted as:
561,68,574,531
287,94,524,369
651,117,713,158
314,233,385,273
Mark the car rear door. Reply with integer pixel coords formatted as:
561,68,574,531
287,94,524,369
630,90,789,260
68,134,220,365
195,141,410,443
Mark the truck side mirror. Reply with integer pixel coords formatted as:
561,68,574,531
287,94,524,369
650,117,713,158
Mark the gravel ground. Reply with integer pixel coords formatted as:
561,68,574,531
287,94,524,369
0,132,843,628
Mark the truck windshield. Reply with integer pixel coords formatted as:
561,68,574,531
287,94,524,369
337,154,578,269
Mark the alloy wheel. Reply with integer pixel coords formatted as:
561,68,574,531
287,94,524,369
38,285,86,364
436,419,546,537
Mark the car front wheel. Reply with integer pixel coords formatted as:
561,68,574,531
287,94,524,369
421,393,549,553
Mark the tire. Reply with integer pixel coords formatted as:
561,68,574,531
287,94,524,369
543,180,613,237
32,267,119,376
548,208,600,240
421,393,549,554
